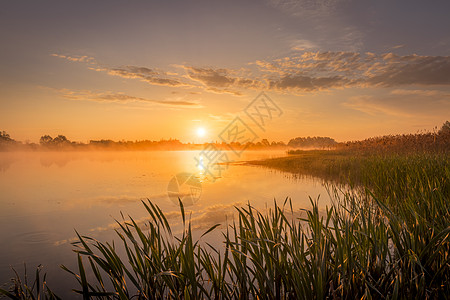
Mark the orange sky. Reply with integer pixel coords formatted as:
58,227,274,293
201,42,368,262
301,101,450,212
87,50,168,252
1,1,449,143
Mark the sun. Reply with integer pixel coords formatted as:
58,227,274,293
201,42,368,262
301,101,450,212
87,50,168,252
196,127,206,137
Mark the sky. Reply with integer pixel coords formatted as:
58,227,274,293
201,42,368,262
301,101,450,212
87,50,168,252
1,0,449,143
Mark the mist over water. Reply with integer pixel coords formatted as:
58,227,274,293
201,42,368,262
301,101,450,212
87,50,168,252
0,150,330,297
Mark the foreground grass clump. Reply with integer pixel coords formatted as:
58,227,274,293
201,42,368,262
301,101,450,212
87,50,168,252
0,265,60,300
4,192,448,299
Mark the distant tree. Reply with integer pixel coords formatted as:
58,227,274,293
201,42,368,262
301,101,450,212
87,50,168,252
40,135,53,146
0,131,16,150
0,131,18,150
90,139,115,147
438,121,450,134
271,141,286,147
53,135,69,144
288,136,336,148
261,139,270,147
40,135,72,147
0,131,13,142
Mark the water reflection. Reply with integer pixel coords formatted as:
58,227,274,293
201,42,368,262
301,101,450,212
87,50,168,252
0,153,19,172
0,150,330,297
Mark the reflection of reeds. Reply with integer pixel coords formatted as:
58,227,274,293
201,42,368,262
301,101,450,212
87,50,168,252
2,153,449,299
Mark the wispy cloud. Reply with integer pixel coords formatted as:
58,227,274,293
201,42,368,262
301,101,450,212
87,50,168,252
290,39,318,51
182,52,450,94
267,0,364,51
257,52,450,91
390,89,450,97
343,89,450,118
267,0,344,18
92,66,192,87
52,52,450,95
207,112,237,124
268,74,352,92
53,88,202,108
182,66,261,95
343,96,413,117
51,53,96,64
365,54,450,87
52,53,194,88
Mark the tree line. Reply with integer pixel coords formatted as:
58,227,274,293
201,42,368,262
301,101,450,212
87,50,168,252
1,121,448,151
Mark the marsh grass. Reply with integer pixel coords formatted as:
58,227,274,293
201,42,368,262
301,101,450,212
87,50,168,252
1,152,449,299
0,265,61,300
61,191,449,299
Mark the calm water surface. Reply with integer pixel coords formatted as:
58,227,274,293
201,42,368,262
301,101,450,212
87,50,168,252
0,150,331,296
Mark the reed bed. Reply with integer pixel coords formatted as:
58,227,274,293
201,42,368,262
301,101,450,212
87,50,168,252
1,152,449,299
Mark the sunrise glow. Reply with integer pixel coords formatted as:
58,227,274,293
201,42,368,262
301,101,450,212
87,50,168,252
0,1,448,144
196,127,206,138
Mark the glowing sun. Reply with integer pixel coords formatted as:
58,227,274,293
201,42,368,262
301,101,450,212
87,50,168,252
196,127,206,137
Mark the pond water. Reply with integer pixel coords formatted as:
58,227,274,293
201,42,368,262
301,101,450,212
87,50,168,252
0,150,331,297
